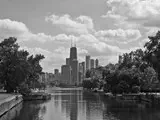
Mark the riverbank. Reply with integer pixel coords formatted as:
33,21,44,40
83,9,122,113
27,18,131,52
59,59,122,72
0,94,22,117
103,92,160,104
23,92,51,101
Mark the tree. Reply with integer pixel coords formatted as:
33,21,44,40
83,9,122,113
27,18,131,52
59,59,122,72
119,49,144,69
27,54,44,88
0,37,30,92
82,80,92,89
132,85,140,93
85,70,91,78
117,81,129,94
92,77,100,89
0,37,45,93
141,67,158,91
144,31,160,80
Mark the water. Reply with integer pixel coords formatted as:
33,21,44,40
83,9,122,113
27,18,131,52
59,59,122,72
2,88,160,120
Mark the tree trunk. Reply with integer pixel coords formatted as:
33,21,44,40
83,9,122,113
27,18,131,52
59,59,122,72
5,82,14,93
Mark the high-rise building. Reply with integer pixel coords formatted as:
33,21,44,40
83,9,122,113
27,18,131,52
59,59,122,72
78,72,82,84
118,55,123,64
61,65,71,84
54,69,61,82
70,47,77,61
69,46,79,85
81,62,85,80
90,59,95,69
66,58,70,65
71,59,79,85
86,55,90,70
95,59,99,68
79,63,83,84
79,63,83,73
54,69,59,75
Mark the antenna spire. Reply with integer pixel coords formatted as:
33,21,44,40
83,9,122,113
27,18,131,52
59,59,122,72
75,40,76,47
71,39,73,47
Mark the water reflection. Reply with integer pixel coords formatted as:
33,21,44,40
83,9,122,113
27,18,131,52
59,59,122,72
0,102,22,120
3,88,160,120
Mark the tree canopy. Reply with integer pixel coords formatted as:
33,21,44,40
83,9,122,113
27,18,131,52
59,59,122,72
0,37,45,93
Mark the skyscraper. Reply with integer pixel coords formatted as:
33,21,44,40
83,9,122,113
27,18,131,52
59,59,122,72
71,59,79,85
79,63,83,84
82,62,85,81
118,55,123,64
95,59,99,68
70,47,77,61
69,46,79,85
54,69,59,75
61,65,71,84
66,58,70,65
90,59,95,69
86,55,90,70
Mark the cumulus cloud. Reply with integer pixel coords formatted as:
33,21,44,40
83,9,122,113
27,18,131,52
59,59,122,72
106,0,160,19
0,19,79,44
0,19,30,39
103,0,160,28
75,34,127,56
95,28,141,42
45,14,94,34
21,46,67,72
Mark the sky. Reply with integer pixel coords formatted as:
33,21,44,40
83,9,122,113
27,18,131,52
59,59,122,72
0,0,159,72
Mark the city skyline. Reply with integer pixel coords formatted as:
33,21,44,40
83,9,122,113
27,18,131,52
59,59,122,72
59,44,99,85
0,0,159,72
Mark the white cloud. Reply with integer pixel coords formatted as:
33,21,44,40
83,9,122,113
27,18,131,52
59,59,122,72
0,19,79,44
45,14,94,34
103,0,160,28
29,33,77,43
106,0,160,19
0,19,29,39
76,34,127,56
95,28,141,42
21,46,66,72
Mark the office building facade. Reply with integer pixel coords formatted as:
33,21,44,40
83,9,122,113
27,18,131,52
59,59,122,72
90,59,95,69
95,59,99,68
61,65,71,84
86,55,90,70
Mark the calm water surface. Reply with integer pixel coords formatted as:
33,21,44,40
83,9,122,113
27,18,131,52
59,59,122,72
2,88,160,120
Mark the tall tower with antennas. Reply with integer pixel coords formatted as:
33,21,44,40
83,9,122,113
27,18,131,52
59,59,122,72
69,39,79,85
70,40,77,61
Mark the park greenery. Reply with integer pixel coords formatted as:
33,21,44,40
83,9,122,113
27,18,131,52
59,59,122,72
83,31,160,94
0,37,45,94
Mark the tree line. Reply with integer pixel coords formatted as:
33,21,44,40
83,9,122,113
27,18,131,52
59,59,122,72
83,31,160,94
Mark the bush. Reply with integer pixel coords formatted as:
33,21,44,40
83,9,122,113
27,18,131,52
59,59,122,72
132,86,140,93
82,80,92,89
19,83,31,96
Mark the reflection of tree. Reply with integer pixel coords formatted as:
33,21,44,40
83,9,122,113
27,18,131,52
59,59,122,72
83,91,105,120
100,94,160,120
83,90,100,103
11,101,47,120
40,105,47,117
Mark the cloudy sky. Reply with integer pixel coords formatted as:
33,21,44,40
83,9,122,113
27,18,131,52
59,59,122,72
0,0,159,72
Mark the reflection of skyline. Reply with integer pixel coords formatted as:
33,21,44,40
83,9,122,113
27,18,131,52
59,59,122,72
54,90,105,120
70,90,78,120
53,90,87,120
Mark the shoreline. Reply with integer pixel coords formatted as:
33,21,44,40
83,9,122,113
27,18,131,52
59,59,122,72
0,94,23,117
